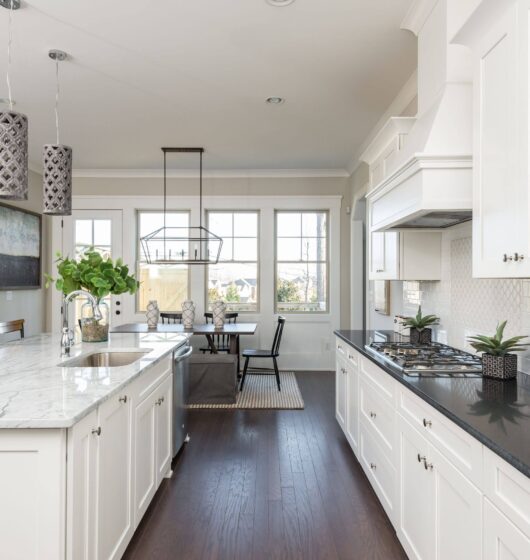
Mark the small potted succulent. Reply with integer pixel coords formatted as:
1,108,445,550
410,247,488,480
46,249,139,342
403,306,440,344
468,321,528,380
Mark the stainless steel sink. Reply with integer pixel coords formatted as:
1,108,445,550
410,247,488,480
62,350,150,368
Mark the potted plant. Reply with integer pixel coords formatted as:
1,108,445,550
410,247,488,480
468,321,528,380
403,306,440,344
46,249,139,342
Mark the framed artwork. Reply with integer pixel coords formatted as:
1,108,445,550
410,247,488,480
0,202,42,290
374,280,390,315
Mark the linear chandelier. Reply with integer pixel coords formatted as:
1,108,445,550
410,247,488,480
140,147,223,265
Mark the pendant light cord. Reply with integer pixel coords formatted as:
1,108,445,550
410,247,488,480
6,0,14,111
55,56,60,144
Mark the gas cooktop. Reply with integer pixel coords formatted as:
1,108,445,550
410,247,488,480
364,341,483,377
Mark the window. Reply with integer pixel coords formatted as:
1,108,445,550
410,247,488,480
275,210,328,313
206,211,259,312
137,211,190,312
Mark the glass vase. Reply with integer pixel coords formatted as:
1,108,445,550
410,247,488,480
81,298,109,342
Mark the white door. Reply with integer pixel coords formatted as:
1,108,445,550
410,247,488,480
397,414,434,560
55,210,124,333
335,358,347,429
96,392,133,560
155,375,173,485
133,389,158,527
430,445,482,560
484,499,530,560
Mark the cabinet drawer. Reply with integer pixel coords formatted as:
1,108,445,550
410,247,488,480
335,337,347,358
344,346,359,367
360,356,396,403
130,355,172,404
398,388,483,487
359,376,396,458
483,448,530,538
484,498,530,560
359,419,396,524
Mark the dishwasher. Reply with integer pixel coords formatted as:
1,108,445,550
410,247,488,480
173,342,192,456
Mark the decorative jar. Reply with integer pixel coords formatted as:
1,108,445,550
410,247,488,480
181,300,195,329
212,300,226,328
146,300,160,329
409,327,432,345
482,353,518,380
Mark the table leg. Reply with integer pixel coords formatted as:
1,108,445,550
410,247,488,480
229,335,240,373
206,335,218,353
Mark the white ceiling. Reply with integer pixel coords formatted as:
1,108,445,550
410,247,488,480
0,0,416,172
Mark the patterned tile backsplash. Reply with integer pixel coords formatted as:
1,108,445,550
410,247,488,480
399,224,530,373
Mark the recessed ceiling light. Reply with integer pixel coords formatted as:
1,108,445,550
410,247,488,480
266,97,285,105
266,0,295,7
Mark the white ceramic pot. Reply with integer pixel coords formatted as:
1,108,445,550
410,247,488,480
212,300,226,328
146,300,160,329
181,300,195,329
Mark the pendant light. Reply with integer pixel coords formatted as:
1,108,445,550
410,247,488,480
140,147,223,265
0,0,28,201
43,49,72,215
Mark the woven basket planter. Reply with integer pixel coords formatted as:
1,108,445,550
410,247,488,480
409,328,432,345
482,353,517,380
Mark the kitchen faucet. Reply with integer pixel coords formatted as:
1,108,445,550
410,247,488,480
61,290,102,356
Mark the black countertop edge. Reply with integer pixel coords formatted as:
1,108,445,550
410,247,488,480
333,330,530,479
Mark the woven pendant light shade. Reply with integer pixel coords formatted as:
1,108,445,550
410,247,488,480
43,144,72,215
0,110,28,200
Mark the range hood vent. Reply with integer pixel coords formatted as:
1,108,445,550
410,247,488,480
393,210,472,229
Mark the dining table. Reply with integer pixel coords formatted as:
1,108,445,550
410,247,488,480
111,322,258,371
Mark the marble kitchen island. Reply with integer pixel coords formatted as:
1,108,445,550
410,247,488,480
0,332,189,560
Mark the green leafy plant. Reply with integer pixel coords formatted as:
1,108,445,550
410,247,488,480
403,306,440,331
45,249,140,300
468,321,529,356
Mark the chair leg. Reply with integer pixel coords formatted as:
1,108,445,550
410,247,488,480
240,357,250,391
273,357,281,391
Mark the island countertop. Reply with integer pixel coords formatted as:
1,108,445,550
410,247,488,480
0,332,189,429
334,330,530,478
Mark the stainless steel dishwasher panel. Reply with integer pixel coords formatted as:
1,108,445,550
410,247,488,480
173,343,192,456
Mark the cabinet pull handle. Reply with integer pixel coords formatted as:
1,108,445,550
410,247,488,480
338,344,343,350
423,460,434,471
503,254,513,262
417,453,426,464
514,253,525,262
369,411,376,419
423,418,432,428
156,396,165,406
341,367,347,374
92,427,101,436
119,395,128,404
370,462,376,470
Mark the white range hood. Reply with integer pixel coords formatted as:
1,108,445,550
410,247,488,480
365,0,475,231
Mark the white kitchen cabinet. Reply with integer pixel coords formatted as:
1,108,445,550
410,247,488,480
155,374,173,486
455,0,530,277
484,498,530,560
335,357,347,430
96,392,133,560
368,230,441,281
345,350,360,455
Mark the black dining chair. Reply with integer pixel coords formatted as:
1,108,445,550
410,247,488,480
200,312,239,353
239,316,286,392
160,312,183,324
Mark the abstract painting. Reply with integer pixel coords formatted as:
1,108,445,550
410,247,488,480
0,203,41,289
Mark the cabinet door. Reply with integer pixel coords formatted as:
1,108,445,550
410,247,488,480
473,5,530,277
345,360,359,455
369,232,398,280
484,499,530,560
335,358,347,429
430,445,482,560
155,374,173,485
67,410,98,560
133,390,158,527
397,414,434,560
96,393,133,560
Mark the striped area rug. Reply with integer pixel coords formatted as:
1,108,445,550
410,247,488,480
187,371,304,409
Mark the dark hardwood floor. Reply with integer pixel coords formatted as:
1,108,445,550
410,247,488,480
123,372,407,560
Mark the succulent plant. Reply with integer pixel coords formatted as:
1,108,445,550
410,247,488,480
403,306,440,331
468,321,529,357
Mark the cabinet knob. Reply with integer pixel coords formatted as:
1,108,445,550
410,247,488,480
417,453,426,464
92,427,102,436
119,395,128,404
341,367,347,374
369,411,377,419
503,254,513,262
424,460,434,471
370,462,376,470
514,253,525,262
156,396,165,406
423,418,432,428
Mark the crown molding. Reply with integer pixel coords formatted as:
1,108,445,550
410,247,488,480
401,0,438,36
69,168,350,179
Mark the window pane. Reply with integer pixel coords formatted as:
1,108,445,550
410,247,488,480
139,212,188,238
138,264,188,312
218,238,233,261
233,213,257,237
277,238,301,261
93,220,111,246
301,237,327,261
208,263,258,312
75,220,93,246
277,213,301,237
302,212,327,237
208,213,233,237
233,237,257,261
276,263,327,312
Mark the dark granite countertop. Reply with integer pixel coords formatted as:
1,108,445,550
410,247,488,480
334,330,530,478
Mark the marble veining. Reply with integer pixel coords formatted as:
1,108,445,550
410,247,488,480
0,332,189,428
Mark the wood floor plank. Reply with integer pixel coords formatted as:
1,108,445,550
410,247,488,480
123,372,407,560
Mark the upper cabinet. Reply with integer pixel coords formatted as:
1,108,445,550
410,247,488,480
454,0,530,277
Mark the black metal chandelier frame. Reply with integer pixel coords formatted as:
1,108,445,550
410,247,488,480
140,147,223,265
